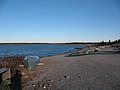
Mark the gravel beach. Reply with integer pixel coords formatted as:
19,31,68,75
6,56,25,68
23,47,120,90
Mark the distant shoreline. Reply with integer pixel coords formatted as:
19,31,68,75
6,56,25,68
0,42,100,45
0,39,119,45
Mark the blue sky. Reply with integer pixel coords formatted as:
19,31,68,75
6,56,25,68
0,0,120,43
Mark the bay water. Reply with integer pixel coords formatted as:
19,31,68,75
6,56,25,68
0,44,85,57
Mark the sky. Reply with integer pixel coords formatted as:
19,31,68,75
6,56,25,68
0,0,120,43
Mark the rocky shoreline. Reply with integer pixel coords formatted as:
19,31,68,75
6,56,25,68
0,44,120,90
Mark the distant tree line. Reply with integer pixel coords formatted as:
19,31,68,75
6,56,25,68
111,39,120,44
65,39,120,46
98,39,120,46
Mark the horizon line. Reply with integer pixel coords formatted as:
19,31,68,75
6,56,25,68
0,41,115,44
0,39,118,44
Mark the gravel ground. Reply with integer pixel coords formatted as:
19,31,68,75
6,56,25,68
23,47,120,90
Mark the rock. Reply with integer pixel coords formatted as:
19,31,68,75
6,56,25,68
19,65,24,67
32,84,35,87
77,76,81,78
22,72,25,75
38,63,44,66
43,85,47,89
24,75,29,78
63,75,70,79
50,80,54,82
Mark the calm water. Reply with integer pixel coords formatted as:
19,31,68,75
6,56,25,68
0,44,85,57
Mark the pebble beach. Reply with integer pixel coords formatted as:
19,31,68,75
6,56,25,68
0,45,120,90
21,45,120,90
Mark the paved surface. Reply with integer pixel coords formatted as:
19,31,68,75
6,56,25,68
24,47,120,90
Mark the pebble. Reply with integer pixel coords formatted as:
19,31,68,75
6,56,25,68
32,84,35,87
43,86,47,89
38,63,44,66
22,72,25,75
19,65,24,67
24,75,29,78
63,75,70,79
50,80,54,82
77,76,81,79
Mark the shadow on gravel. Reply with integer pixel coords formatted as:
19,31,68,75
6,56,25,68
10,69,22,90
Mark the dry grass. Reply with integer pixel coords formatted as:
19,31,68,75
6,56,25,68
0,56,40,89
